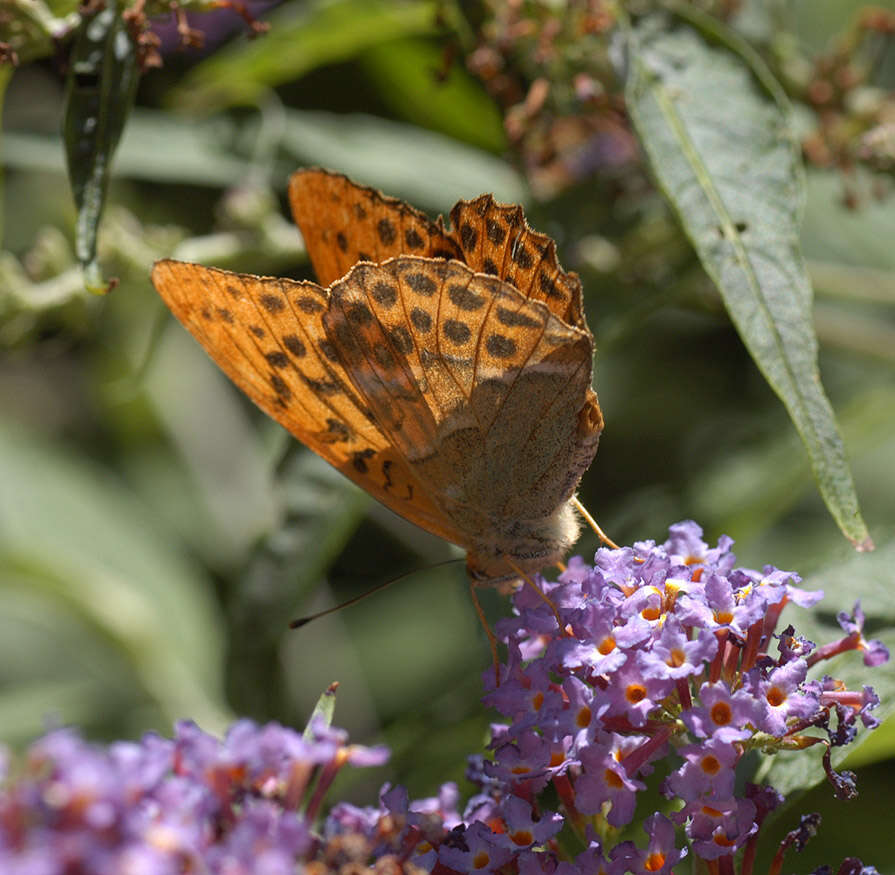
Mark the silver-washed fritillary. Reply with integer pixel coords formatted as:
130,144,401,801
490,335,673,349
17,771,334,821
151,168,603,584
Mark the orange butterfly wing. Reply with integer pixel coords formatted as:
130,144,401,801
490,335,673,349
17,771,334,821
322,256,601,567
152,168,603,582
150,260,467,548
289,168,598,449
447,196,587,330
288,168,461,288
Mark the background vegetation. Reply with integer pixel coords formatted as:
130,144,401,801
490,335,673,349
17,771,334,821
2,0,894,869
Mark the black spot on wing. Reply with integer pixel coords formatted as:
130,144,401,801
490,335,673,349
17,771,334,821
443,319,471,345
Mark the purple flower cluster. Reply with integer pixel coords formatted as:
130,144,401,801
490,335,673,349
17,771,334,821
0,716,388,874
322,522,886,874
0,522,886,874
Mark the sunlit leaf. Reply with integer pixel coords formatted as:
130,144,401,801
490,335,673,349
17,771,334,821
169,0,439,112
5,108,525,214
622,15,871,550
0,0,79,65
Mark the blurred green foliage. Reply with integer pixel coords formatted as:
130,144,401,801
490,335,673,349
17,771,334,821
2,0,895,868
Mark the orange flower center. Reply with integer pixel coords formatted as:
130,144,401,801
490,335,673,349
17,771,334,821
701,755,721,775
766,686,786,707
604,769,624,789
645,852,667,871
667,648,686,668
626,683,647,704
710,701,733,726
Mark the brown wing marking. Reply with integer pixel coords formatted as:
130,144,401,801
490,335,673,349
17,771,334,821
322,257,593,529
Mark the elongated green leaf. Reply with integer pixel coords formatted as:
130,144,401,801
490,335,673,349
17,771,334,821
4,117,248,188
5,108,525,212
278,110,526,211
0,421,232,737
622,16,871,550
62,0,139,291
169,0,438,113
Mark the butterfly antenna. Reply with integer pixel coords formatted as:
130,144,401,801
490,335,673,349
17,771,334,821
289,558,464,629
572,496,620,550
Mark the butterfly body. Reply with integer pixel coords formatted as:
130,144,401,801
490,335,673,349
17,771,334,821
151,169,602,585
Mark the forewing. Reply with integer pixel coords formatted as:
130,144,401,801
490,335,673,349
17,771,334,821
150,259,463,545
289,168,461,288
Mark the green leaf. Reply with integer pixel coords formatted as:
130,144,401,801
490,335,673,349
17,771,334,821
304,682,339,737
359,37,506,152
5,108,525,213
278,110,526,212
168,0,439,113
622,15,871,550
0,421,232,739
756,539,895,796
62,0,140,291
4,115,248,188
233,450,371,637
0,63,12,245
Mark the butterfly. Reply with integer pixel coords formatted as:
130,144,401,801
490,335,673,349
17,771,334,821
151,168,603,586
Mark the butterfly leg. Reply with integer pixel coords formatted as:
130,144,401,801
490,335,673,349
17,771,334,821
506,558,565,633
468,579,502,687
